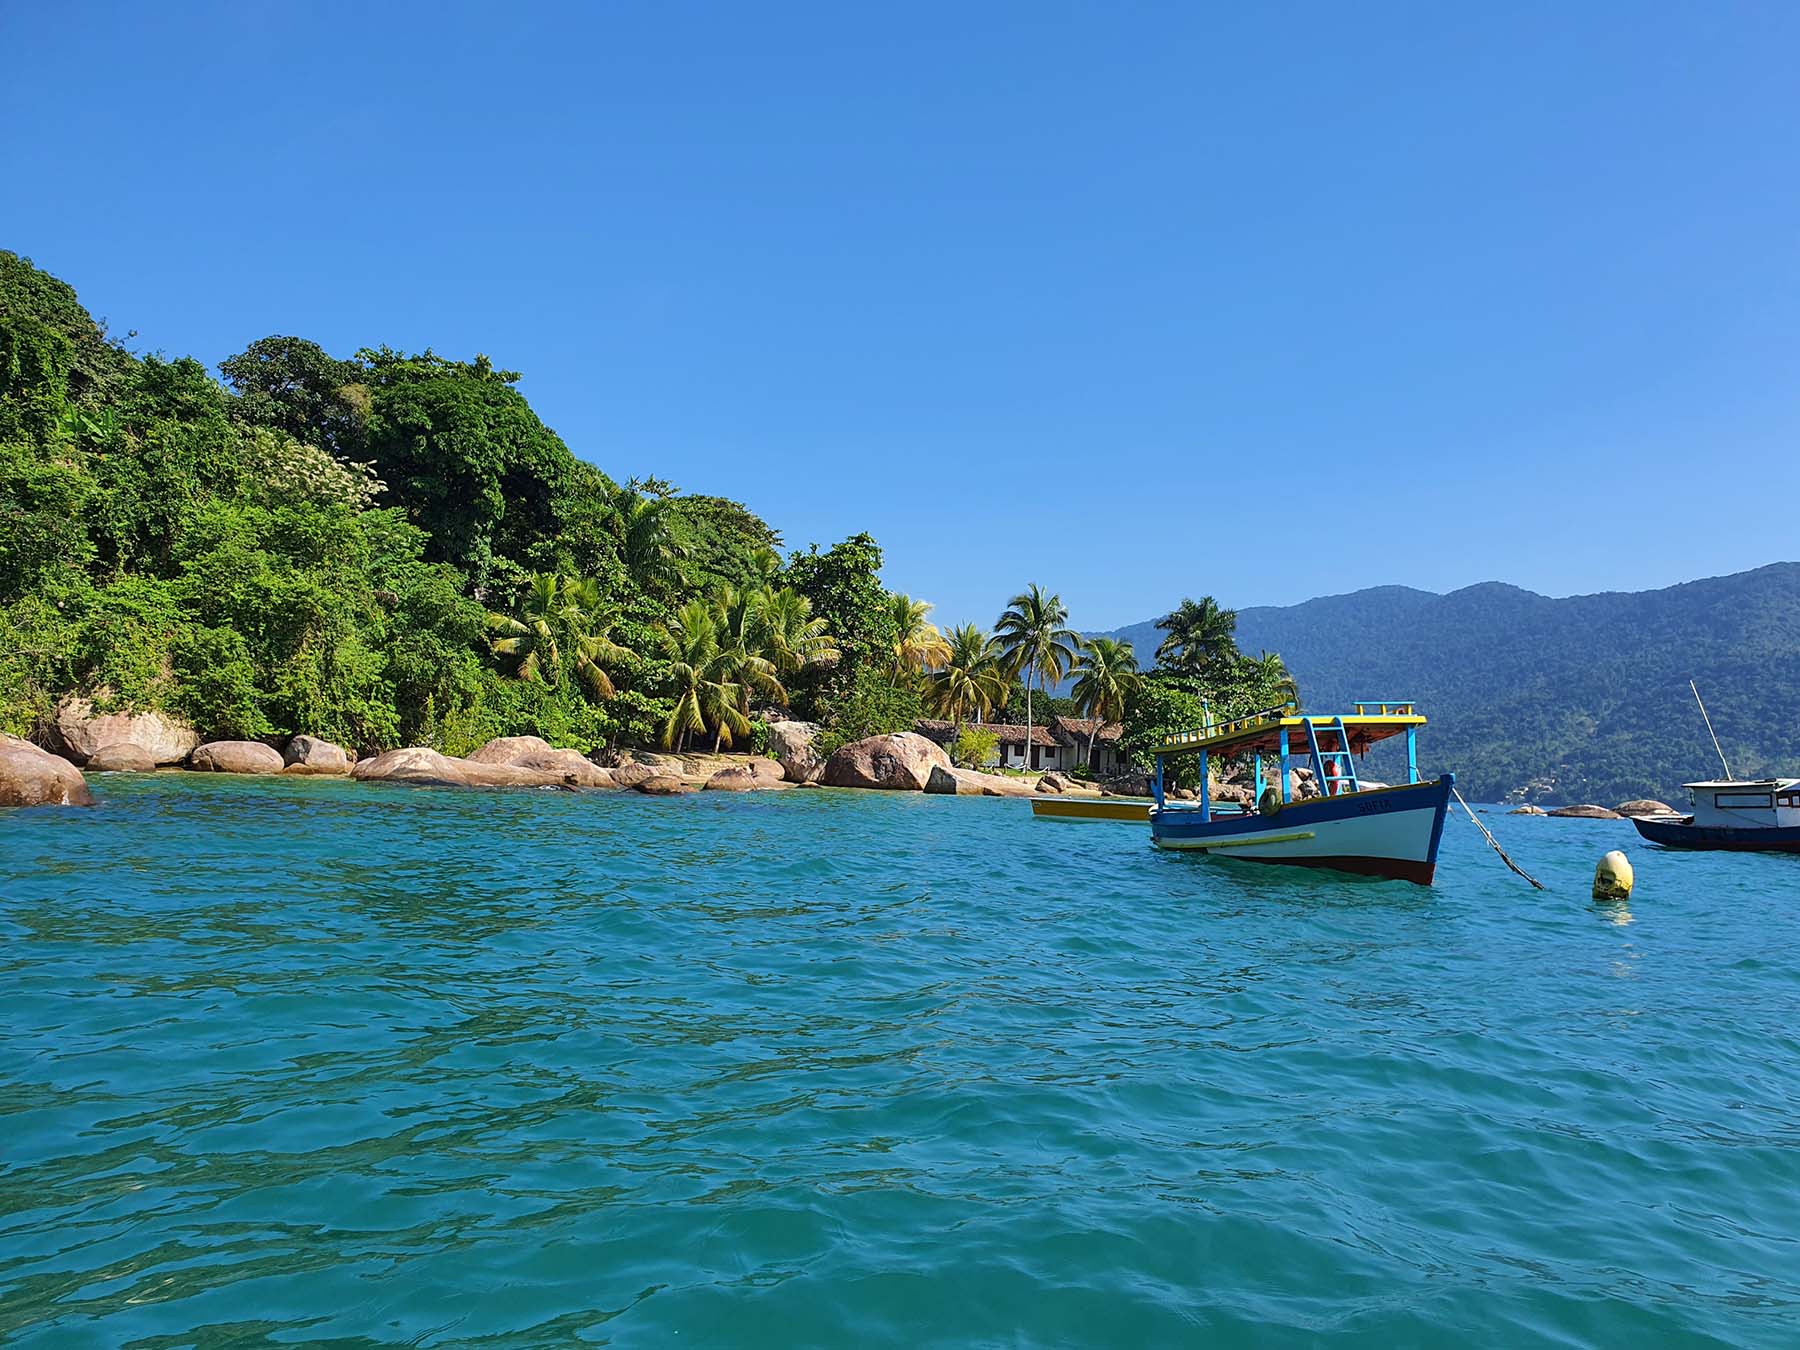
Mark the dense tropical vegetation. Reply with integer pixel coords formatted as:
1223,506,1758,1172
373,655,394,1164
907,584,1295,784
0,252,913,757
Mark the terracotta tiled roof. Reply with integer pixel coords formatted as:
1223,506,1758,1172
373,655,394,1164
1051,715,1123,743
914,719,1056,746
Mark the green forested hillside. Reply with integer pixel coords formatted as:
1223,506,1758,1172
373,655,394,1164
1105,568,1800,803
0,252,913,755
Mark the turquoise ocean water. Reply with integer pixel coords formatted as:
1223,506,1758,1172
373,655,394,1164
4,775,1799,1346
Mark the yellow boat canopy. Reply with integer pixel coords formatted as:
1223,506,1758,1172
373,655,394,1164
1153,701,1425,758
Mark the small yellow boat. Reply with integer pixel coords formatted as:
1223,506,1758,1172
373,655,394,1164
1029,797,1152,823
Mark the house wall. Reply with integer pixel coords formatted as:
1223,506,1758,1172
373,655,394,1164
999,740,1061,771
1050,739,1124,777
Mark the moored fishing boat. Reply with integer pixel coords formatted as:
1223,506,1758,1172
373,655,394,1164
1148,701,1453,884
1030,796,1152,822
1630,779,1800,852
1632,683,1800,852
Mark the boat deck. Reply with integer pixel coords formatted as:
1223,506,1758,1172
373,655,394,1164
1152,701,1424,759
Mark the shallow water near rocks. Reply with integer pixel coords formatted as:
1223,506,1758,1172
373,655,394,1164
4,775,1799,1346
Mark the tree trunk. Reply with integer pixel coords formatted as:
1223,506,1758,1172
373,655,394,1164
1087,725,1098,770
1025,677,1032,774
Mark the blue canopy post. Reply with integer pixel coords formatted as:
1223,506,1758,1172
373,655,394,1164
1199,749,1211,822
1253,752,1264,801
1153,755,1165,809
1406,727,1419,784
1278,727,1292,804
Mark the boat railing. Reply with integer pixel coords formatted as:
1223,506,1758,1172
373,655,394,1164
1161,701,1297,750
1352,700,1416,716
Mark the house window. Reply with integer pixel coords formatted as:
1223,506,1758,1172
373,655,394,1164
1716,792,1773,810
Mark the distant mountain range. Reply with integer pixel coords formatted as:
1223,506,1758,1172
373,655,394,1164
1094,563,1800,804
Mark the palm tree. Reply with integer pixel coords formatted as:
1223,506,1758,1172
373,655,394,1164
759,586,839,674
612,487,687,595
1154,596,1239,674
992,584,1078,770
488,573,633,698
658,599,750,752
888,593,951,684
1253,649,1301,710
487,573,563,683
557,575,635,699
711,584,787,742
1069,636,1140,765
927,623,1009,729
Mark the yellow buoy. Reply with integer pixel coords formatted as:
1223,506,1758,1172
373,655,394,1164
1593,850,1634,901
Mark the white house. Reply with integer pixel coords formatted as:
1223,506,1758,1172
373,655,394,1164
915,716,1129,776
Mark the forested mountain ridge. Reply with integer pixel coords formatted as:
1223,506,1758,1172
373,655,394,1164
1100,566,1800,804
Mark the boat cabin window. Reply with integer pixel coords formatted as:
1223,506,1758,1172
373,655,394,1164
1715,791,1773,810
1780,792,1800,808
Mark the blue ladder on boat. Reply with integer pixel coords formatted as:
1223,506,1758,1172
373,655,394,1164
1302,717,1361,796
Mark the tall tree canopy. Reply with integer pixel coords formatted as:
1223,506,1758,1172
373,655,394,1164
0,252,816,757
1153,595,1240,675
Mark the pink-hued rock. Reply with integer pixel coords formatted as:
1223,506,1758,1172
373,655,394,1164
466,735,612,787
745,757,786,785
351,746,606,790
283,735,351,775
1614,799,1676,818
706,765,760,791
352,747,471,787
87,742,156,773
46,697,198,766
0,735,95,807
820,732,952,791
190,740,285,774
610,762,657,789
636,774,692,796
766,721,824,782
924,765,1036,797
1549,804,1624,820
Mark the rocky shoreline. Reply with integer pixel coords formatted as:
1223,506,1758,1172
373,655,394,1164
0,710,1122,810
0,701,1688,817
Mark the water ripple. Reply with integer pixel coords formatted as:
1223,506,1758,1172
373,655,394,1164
4,776,1800,1345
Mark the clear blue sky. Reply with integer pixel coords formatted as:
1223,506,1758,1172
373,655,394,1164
5,2,1797,631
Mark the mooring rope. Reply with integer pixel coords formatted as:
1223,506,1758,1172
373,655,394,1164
1447,780,1547,890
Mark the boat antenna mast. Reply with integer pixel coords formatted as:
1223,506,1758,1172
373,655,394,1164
1690,680,1733,780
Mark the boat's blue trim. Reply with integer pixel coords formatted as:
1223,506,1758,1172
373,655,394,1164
1151,776,1453,848
1425,771,1454,864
